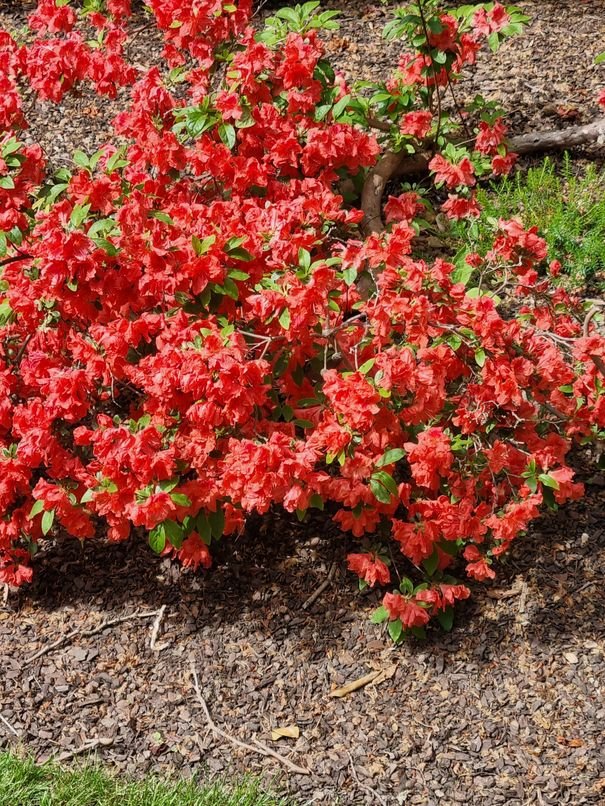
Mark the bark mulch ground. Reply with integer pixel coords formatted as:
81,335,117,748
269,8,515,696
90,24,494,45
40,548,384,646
1,1,605,804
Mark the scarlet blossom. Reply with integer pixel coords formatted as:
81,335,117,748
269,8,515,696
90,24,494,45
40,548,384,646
404,428,453,491
131,492,176,529
346,552,390,587
0,549,33,587
599,89,605,109
392,518,439,565
429,154,476,188
491,152,517,176
383,592,430,629
463,545,496,581
384,192,424,224
177,532,212,571
399,110,432,139
474,119,507,155
473,3,510,36
442,193,481,220
427,14,459,52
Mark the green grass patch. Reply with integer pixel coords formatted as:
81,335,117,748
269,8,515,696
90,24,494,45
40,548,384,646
0,752,291,806
449,155,605,292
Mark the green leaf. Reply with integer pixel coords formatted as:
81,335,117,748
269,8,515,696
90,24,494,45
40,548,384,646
538,473,560,490
170,493,192,507
376,448,406,467
278,307,291,330
192,234,215,255
29,500,45,519
596,51,605,65
80,488,94,504
149,525,166,554
195,512,212,544
0,176,15,190
332,93,351,119
226,246,254,262
218,122,236,150
371,470,398,497
370,477,393,504
399,577,414,596
309,493,324,510
150,210,175,226
474,348,486,367
41,509,55,536
163,519,184,549
73,150,90,170
388,618,403,643
371,605,389,624
228,269,250,281
105,145,127,173
208,509,225,540
437,606,454,632
342,265,357,286
70,203,91,229
298,248,311,269
358,358,375,375
423,549,439,576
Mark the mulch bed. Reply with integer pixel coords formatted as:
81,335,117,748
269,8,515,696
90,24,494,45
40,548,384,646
2,1,605,804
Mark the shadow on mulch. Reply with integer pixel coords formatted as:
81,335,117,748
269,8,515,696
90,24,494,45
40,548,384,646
13,473,605,652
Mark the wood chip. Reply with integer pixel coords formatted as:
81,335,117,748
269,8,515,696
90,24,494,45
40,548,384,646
271,725,300,741
330,670,381,698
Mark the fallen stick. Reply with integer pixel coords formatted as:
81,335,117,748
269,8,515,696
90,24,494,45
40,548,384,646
55,737,114,763
25,609,161,667
329,670,381,698
190,663,310,776
347,751,389,806
302,562,337,611
149,604,167,651
0,713,19,737
361,116,605,236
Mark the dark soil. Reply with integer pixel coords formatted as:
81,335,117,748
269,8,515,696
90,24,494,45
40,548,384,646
2,2,605,805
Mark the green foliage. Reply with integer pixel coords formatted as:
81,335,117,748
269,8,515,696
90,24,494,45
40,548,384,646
0,752,290,806
449,156,605,292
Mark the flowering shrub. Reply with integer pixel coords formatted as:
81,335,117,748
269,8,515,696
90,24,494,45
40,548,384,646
1,0,604,640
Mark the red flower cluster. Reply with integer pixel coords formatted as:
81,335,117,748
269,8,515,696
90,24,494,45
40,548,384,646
0,0,603,641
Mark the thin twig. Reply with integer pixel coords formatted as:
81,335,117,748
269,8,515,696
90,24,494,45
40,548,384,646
149,604,167,651
347,751,389,806
55,737,114,763
0,713,19,737
302,562,337,611
0,254,32,268
25,609,161,667
190,663,310,776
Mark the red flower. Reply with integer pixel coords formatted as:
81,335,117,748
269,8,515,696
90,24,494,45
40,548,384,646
384,192,424,224
383,592,430,629
429,154,476,189
399,110,432,139
404,428,453,491
491,152,517,176
475,119,507,155
347,552,390,587
442,193,481,220
463,545,496,581
177,532,212,571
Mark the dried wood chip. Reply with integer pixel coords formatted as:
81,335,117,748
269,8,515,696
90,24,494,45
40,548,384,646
329,665,396,698
271,725,300,741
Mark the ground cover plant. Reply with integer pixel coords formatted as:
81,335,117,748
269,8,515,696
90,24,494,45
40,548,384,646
447,155,605,293
1,0,605,641
0,751,289,806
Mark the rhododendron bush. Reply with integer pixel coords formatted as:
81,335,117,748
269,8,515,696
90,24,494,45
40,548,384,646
1,0,605,640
